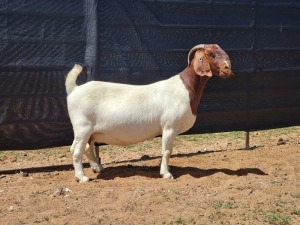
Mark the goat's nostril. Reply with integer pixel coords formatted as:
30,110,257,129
224,66,230,70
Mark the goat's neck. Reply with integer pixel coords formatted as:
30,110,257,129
179,67,210,115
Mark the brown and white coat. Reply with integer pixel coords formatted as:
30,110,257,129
65,44,233,182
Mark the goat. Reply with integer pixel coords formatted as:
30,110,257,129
66,44,233,182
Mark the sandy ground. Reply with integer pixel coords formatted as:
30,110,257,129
0,127,300,225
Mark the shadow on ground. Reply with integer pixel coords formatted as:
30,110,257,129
97,164,267,180
0,149,267,180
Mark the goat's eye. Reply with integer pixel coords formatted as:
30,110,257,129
198,57,202,62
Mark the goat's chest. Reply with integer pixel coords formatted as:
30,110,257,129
179,114,196,134
176,109,197,134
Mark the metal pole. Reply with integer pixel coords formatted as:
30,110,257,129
245,131,250,150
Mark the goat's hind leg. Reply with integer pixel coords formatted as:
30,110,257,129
84,141,104,173
94,143,105,171
71,133,91,182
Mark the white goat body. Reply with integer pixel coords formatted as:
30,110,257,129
66,44,233,182
67,72,196,146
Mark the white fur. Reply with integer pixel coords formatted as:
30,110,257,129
66,65,196,182
66,44,233,182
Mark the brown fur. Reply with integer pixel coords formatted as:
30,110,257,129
181,44,232,115
188,44,233,78
180,66,209,115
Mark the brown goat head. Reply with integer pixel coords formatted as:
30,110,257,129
188,44,233,78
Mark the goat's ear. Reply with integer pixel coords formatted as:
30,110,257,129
193,51,212,77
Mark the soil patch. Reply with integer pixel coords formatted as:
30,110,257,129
1,127,300,224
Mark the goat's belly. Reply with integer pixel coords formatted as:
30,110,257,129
90,125,161,146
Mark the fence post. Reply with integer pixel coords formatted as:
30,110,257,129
245,131,250,150
85,0,97,81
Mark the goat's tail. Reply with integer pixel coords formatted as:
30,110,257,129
65,64,83,95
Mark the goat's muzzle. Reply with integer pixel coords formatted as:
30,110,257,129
216,61,234,78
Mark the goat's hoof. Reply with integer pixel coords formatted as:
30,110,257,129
162,173,174,179
91,164,105,173
91,165,101,173
99,164,105,171
76,175,90,183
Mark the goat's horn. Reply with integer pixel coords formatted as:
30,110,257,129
188,44,205,65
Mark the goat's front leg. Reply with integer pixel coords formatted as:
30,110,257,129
160,129,176,179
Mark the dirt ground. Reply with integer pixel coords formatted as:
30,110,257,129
0,127,300,225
